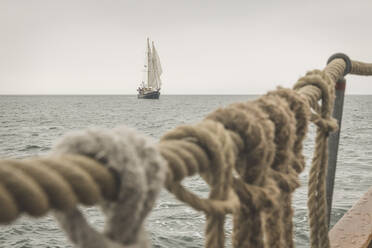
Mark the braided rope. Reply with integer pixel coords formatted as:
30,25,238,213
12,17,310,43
207,102,279,248
294,70,338,248
0,55,372,248
53,126,167,248
350,60,372,75
160,120,240,248
268,88,310,247
256,94,298,248
0,155,117,223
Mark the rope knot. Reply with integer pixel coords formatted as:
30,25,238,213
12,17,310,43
232,177,278,212
52,126,167,248
311,114,338,134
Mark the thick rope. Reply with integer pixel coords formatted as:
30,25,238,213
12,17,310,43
350,60,372,75
160,120,240,248
0,155,117,223
207,102,279,248
294,69,338,248
268,88,310,247
0,55,372,248
53,126,167,248
256,94,298,248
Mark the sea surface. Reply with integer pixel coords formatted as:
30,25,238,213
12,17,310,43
0,95,371,248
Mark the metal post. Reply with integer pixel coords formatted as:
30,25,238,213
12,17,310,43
326,77,346,228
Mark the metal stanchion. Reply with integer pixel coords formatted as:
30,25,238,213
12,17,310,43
326,77,346,228
325,53,351,228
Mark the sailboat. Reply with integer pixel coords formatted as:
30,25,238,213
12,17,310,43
137,38,162,99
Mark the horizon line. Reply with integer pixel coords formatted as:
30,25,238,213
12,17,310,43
0,93,371,96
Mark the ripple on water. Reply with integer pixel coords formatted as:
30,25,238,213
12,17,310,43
18,145,42,151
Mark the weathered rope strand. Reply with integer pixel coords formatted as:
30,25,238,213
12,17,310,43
350,60,372,75
160,120,239,248
0,155,118,224
294,69,337,248
53,126,167,248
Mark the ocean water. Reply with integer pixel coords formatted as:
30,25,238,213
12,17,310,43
0,95,371,248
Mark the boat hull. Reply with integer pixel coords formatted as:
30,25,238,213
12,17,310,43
137,90,160,99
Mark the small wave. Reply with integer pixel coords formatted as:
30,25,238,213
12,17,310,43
158,202,184,208
1,133,16,137
40,120,53,124
19,145,42,151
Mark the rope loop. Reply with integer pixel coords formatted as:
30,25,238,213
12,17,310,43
232,177,277,212
311,114,338,135
294,69,336,248
327,53,352,76
52,126,167,248
160,120,241,248
294,70,334,116
207,102,280,248
267,87,310,175
160,120,240,215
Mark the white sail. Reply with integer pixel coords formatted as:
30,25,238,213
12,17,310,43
139,38,162,91
152,42,162,89
152,43,162,75
146,38,156,89
142,39,150,88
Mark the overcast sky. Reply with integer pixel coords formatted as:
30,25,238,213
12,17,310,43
1,0,372,94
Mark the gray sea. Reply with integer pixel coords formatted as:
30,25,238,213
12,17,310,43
0,95,371,248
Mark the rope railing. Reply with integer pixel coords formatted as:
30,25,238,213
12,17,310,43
0,53,371,248
350,60,372,75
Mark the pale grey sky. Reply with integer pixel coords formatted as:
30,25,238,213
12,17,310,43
1,0,372,94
